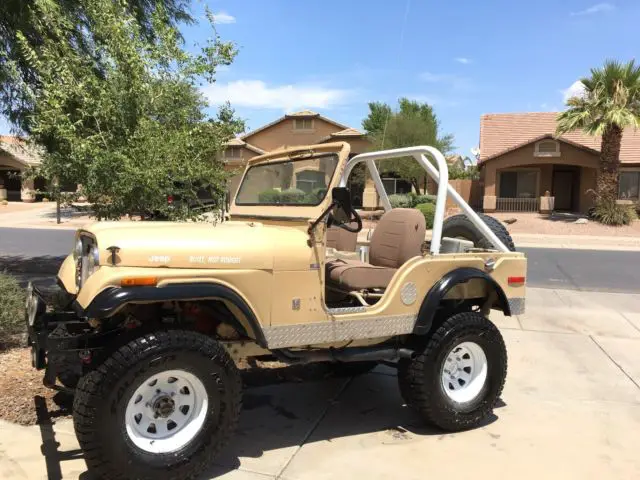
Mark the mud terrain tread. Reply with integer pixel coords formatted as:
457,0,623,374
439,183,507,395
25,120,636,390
442,214,516,251
73,330,242,480
398,312,507,431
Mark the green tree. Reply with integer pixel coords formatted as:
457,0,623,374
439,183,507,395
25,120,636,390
362,98,454,193
2,0,243,220
0,0,193,133
556,60,640,203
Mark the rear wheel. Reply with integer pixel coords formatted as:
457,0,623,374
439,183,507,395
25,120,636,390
73,330,241,480
442,214,516,251
398,312,507,431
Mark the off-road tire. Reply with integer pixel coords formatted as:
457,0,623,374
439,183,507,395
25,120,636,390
398,312,507,431
327,361,378,377
73,330,242,480
442,214,516,251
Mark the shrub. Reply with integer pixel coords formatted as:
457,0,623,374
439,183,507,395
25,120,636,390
593,199,637,226
258,188,281,204
415,202,436,229
279,188,306,204
389,194,412,208
412,194,436,206
0,273,25,349
303,187,327,204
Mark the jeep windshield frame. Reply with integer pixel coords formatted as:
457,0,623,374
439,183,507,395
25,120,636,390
235,152,339,207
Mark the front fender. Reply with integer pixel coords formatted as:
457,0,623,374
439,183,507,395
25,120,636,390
77,283,267,347
413,267,512,335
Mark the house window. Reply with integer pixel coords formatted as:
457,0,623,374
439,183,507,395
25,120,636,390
534,140,560,157
499,171,537,199
224,147,241,159
293,118,313,130
295,170,326,193
382,177,412,195
619,171,640,200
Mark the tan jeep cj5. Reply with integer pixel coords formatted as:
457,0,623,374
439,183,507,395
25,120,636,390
26,142,526,479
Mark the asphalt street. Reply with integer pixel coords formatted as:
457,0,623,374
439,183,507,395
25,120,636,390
1,227,639,293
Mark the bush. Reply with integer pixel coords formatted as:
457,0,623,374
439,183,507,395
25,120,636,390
0,273,25,349
389,194,412,208
415,202,436,229
593,200,637,226
303,187,327,204
412,194,436,206
279,188,306,204
258,188,281,204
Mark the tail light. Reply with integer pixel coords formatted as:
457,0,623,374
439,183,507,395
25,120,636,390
508,276,525,287
167,195,174,205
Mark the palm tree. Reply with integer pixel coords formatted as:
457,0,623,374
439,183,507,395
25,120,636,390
556,60,640,202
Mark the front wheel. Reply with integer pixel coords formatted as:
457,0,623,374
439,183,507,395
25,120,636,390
398,312,507,431
73,330,242,480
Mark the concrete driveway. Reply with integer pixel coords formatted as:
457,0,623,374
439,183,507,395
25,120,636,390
1,287,640,480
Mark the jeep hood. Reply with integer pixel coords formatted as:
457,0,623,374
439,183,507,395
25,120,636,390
82,221,313,271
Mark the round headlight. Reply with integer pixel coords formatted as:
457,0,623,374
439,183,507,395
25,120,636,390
74,238,83,258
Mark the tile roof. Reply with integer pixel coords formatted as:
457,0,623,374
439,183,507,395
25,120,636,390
0,136,43,166
479,112,640,163
317,127,366,143
241,110,350,141
224,137,265,154
285,110,319,117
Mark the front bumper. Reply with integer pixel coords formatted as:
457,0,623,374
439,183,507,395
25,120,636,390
25,281,89,370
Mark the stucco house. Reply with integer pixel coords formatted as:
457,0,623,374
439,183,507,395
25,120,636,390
0,136,43,202
221,110,377,207
479,112,640,213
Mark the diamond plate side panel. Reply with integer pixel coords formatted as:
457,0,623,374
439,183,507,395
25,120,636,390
263,314,417,348
508,297,525,315
325,306,367,315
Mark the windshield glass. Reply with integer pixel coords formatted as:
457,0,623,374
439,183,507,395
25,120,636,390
235,154,339,205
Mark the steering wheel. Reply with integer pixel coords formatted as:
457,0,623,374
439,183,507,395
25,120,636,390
328,207,363,233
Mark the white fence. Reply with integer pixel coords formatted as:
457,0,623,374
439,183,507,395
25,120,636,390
496,197,540,212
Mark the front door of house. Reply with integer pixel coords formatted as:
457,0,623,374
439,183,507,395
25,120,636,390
552,171,574,211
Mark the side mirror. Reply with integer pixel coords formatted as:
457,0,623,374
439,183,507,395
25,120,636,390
330,187,353,224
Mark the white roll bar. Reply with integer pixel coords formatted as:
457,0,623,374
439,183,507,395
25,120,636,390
339,146,509,254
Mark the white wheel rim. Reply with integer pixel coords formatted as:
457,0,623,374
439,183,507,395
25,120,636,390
441,341,488,404
125,369,208,454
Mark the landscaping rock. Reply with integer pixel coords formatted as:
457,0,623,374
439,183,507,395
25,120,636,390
574,218,589,224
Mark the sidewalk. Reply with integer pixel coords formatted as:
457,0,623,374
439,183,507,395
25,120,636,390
512,232,640,250
0,203,90,230
1,287,640,479
355,229,640,252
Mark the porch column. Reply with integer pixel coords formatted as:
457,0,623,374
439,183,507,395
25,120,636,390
540,192,555,214
362,175,379,210
21,177,36,202
483,196,496,212
482,162,497,212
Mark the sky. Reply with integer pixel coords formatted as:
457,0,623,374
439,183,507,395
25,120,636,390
2,0,639,157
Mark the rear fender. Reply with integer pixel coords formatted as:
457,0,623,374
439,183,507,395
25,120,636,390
413,267,510,335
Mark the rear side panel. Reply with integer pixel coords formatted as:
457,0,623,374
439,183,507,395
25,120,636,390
261,252,526,348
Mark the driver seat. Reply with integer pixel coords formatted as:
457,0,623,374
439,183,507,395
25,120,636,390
326,208,426,291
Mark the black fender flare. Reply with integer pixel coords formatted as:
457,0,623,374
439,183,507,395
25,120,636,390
77,283,267,347
413,267,511,335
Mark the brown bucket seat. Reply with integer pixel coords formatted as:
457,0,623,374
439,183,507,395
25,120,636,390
326,208,426,291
